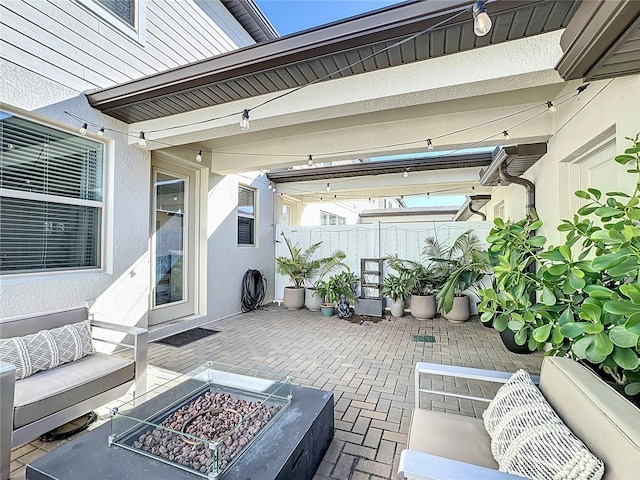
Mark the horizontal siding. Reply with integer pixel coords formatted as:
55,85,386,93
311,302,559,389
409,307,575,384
0,0,256,94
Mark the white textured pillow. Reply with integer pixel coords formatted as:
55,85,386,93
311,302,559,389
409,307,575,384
483,369,604,480
0,320,95,380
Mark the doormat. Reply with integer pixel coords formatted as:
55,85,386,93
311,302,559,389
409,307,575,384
411,334,436,343
156,328,220,347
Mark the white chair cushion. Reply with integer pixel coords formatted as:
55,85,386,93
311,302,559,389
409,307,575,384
0,320,94,379
483,369,604,480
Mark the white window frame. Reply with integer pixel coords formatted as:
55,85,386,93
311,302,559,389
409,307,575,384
320,210,346,226
79,0,148,44
238,185,257,247
0,108,111,278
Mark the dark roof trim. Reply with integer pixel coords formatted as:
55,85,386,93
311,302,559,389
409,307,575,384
556,0,640,81
88,1,472,111
221,0,278,42
267,152,494,184
479,143,547,187
454,194,491,221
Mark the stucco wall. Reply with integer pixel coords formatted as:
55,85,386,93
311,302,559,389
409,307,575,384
482,75,640,245
0,65,151,331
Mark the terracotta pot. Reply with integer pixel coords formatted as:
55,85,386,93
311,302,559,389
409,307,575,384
443,296,471,323
283,287,305,310
410,294,436,320
305,288,322,311
389,299,405,318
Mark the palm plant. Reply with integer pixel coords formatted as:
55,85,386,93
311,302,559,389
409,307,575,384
385,256,435,296
423,230,491,313
275,233,322,288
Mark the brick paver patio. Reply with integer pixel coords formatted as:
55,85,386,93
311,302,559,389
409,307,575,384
10,305,544,479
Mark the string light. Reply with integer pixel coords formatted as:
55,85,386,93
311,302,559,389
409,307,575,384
426,138,434,151
307,154,313,166
320,197,323,201
473,0,492,36
326,183,331,192
240,109,250,131
96,127,105,137
546,101,557,114
502,130,509,140
65,84,587,162
138,131,147,148
268,182,273,190
196,149,203,162
78,123,87,135
403,168,409,178
272,186,277,193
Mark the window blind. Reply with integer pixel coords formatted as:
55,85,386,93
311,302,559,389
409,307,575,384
237,186,255,245
0,112,104,274
96,0,135,26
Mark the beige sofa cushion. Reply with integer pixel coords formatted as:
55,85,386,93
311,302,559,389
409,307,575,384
408,409,498,470
540,357,640,480
13,353,134,429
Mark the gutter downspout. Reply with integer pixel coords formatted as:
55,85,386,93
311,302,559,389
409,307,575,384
468,198,487,221
499,163,535,215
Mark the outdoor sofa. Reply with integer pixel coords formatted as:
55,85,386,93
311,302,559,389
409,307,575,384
0,307,147,480
397,356,639,480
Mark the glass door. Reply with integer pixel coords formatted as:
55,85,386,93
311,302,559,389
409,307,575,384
150,165,195,324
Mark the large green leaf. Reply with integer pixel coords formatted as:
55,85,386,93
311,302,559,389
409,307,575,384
573,336,593,359
514,328,528,346
579,303,602,322
541,287,556,306
560,322,588,338
527,235,547,247
604,300,640,316
624,312,640,335
568,270,586,290
593,332,614,356
620,283,640,303
532,324,552,342
595,206,622,217
591,253,628,271
612,346,639,370
584,285,614,299
558,307,573,326
609,325,639,348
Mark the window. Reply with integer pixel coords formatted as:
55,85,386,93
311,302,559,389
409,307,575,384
238,186,255,245
320,211,345,226
0,112,104,274
96,0,135,27
494,201,505,220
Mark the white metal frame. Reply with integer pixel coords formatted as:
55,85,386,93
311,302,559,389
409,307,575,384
397,362,539,480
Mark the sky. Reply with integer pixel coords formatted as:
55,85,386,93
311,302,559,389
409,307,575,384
255,0,404,35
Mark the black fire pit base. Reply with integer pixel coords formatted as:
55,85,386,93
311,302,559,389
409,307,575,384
26,385,334,480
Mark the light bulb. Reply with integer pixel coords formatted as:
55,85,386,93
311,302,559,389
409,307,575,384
546,101,557,114
473,1,492,36
326,183,331,192
240,109,250,131
307,154,313,166
427,138,434,151
502,130,510,141
403,170,409,178
79,123,87,135
272,186,277,193
138,131,147,148
196,149,203,162
96,127,105,137
268,182,272,190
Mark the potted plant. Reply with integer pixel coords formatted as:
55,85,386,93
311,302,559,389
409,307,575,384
479,134,640,395
305,249,347,311
424,231,491,323
386,256,436,320
276,233,321,310
381,271,411,317
315,270,359,317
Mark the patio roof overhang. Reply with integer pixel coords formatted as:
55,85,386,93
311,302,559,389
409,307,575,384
86,0,579,124
556,0,640,81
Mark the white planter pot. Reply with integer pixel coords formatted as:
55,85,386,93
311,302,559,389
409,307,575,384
389,299,405,317
410,294,436,320
443,295,471,323
305,288,323,311
283,287,305,310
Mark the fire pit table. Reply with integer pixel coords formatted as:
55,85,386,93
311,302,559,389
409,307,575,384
26,362,334,480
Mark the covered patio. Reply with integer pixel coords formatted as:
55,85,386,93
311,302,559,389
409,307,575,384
10,306,543,480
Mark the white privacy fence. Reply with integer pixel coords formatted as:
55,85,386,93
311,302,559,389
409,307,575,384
274,221,493,301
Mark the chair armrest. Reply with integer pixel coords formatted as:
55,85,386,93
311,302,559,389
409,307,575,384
397,450,528,480
414,362,539,407
1,362,16,480
90,321,148,396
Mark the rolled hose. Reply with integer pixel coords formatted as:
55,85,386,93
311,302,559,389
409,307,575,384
241,269,267,312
